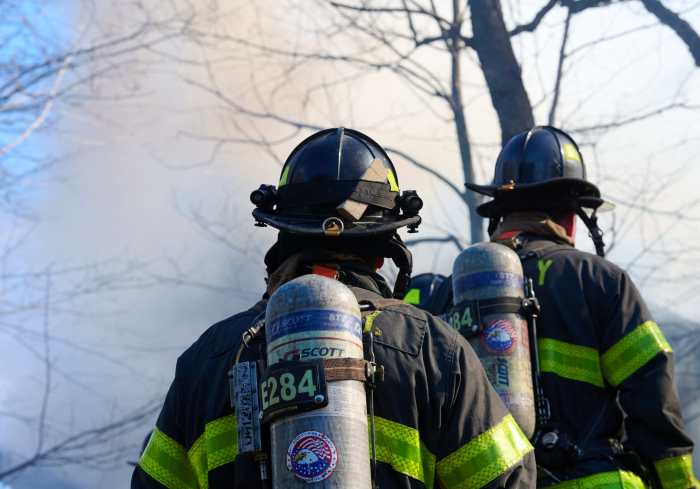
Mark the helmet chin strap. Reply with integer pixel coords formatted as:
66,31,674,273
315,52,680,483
384,235,413,299
575,207,606,257
488,217,500,237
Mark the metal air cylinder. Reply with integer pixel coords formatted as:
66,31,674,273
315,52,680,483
452,242,536,438
265,274,371,488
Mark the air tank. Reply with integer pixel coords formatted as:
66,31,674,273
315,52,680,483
265,274,371,488
452,242,536,437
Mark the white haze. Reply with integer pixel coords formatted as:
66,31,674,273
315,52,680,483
1,1,698,488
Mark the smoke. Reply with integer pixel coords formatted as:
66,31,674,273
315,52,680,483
1,1,698,486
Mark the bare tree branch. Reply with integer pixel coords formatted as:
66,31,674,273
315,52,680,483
640,0,700,66
509,0,559,37
569,102,699,133
548,10,572,125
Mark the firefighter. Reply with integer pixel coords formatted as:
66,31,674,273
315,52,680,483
420,126,698,489
131,128,536,489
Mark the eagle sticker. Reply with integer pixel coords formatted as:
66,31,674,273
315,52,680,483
287,430,338,483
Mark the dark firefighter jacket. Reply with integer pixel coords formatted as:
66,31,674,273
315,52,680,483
131,265,536,489
418,236,698,489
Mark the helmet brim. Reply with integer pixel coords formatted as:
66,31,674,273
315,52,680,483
466,177,601,199
253,208,420,237
469,179,613,218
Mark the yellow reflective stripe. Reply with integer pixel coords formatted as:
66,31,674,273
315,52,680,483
374,416,436,489
545,470,646,489
278,165,290,186
363,310,382,333
562,143,582,163
387,169,399,192
205,414,238,471
539,338,605,388
436,414,533,489
140,415,238,489
602,321,672,387
654,454,700,489
188,434,207,489
139,428,199,489
404,288,421,305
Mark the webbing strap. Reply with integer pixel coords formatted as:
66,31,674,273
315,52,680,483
654,454,700,489
139,415,238,489
373,416,436,489
602,321,672,387
544,470,646,489
538,338,605,388
436,414,533,489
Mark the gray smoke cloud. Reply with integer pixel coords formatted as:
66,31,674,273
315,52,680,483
1,1,699,487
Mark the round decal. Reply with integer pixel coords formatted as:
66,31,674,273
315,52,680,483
482,319,517,354
286,431,338,483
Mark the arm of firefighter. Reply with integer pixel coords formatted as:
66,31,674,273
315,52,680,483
600,270,698,489
132,370,200,489
435,333,536,489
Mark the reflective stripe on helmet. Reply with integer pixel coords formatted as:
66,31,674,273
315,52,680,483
139,415,238,489
543,469,646,489
373,416,436,489
278,165,290,187
654,454,700,489
602,321,672,387
436,414,533,489
538,338,605,388
139,428,199,489
387,169,399,192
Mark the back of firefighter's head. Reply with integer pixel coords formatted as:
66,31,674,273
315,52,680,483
250,127,423,297
466,126,610,256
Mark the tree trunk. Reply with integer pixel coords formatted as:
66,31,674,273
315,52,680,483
469,0,535,143
450,2,484,244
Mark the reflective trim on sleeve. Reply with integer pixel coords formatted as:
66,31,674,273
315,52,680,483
538,338,605,388
436,414,533,489
140,415,238,489
205,414,238,472
188,434,207,489
654,454,700,489
138,428,199,489
404,288,421,305
373,416,436,489
602,321,672,387
544,469,646,489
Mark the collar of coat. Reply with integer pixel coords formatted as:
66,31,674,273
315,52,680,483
265,250,393,299
491,211,574,247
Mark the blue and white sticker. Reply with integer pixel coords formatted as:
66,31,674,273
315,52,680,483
287,430,338,483
267,309,362,343
482,319,517,354
454,271,523,292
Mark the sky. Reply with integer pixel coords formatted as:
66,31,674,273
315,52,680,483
1,1,699,487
